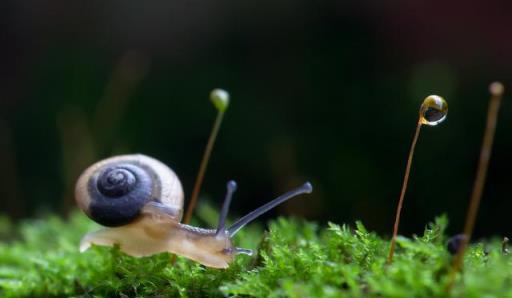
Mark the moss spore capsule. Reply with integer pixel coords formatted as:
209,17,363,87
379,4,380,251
210,88,230,112
419,95,448,126
489,82,504,96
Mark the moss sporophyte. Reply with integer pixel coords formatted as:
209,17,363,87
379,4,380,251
0,83,508,297
387,95,448,264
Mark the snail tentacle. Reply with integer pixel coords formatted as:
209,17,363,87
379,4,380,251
227,182,313,237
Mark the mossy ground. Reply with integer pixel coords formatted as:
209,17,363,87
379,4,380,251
0,209,510,298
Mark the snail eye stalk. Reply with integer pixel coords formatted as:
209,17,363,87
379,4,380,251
216,180,237,236
227,182,313,237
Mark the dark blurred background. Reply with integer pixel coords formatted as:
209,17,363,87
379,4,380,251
0,1,511,238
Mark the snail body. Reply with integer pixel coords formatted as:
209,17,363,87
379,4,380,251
79,211,237,268
76,154,312,268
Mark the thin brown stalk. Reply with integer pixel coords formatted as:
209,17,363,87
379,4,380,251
446,82,504,291
387,120,422,263
183,111,225,224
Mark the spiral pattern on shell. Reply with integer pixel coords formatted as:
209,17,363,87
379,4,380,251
75,154,184,227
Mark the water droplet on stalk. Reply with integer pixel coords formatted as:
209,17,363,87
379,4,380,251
420,95,448,126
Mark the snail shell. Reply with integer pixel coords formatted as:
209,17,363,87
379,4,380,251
75,154,184,226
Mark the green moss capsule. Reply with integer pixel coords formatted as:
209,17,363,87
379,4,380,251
210,89,230,112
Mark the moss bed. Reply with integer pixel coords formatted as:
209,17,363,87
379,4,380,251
0,210,509,297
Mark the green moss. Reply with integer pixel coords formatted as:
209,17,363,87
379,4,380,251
0,213,510,297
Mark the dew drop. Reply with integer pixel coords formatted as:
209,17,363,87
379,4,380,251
419,95,448,126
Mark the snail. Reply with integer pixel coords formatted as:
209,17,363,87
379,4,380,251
75,154,312,268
